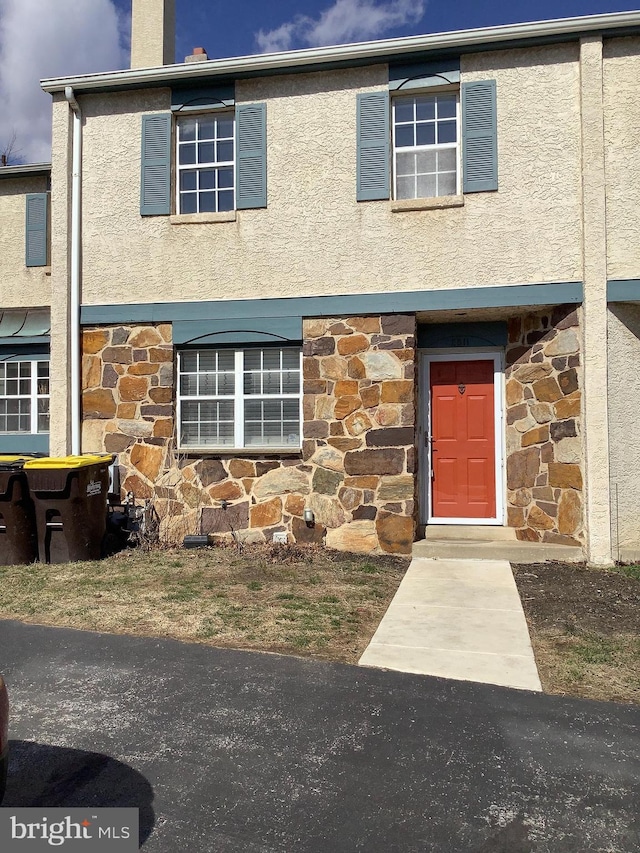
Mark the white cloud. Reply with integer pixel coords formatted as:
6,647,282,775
0,0,129,163
256,0,426,53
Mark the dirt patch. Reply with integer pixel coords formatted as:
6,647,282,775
513,562,640,704
0,544,408,665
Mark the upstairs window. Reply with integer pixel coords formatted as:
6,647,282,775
0,360,49,434
177,348,301,450
392,93,459,200
176,114,235,213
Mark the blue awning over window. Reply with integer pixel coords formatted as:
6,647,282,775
0,308,50,346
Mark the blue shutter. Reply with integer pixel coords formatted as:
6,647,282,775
140,113,172,215
236,103,266,210
356,92,389,201
25,193,49,267
462,80,498,193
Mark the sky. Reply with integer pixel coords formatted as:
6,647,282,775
0,0,638,163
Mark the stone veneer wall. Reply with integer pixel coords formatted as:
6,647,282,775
81,316,417,554
505,305,583,545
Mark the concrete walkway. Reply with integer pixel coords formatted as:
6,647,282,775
359,558,542,691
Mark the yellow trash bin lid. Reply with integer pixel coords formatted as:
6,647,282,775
23,454,114,470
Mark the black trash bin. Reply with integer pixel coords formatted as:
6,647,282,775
24,455,114,563
0,456,39,565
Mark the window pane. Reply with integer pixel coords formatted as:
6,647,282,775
217,351,235,371
437,120,457,144
394,100,414,123
180,171,197,192
218,191,234,212
198,118,215,139
244,372,262,394
415,97,436,121
416,123,435,146
244,351,261,370
179,119,196,141
218,371,235,395
199,192,216,212
198,142,214,163
180,373,198,395
417,173,437,198
7,364,18,379
217,141,233,162
282,371,299,393
438,171,457,196
179,144,196,165
416,150,437,173
218,168,234,189
263,372,281,394
396,152,415,176
263,350,280,370
282,349,299,369
438,148,457,172
437,95,457,119
217,119,234,139
198,372,217,395
395,125,414,148
181,352,197,372
37,362,49,378
396,175,414,199
180,193,197,214
199,169,215,190
199,351,217,371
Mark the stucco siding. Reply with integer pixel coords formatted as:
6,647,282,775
0,174,51,308
607,304,640,557
603,36,640,281
77,43,583,308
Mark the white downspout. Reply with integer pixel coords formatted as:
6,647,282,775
65,86,81,456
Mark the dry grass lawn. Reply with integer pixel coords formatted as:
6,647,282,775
0,544,409,664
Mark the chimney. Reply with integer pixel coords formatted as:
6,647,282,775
185,46,209,63
130,0,176,68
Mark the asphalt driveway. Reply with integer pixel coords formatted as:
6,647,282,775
0,619,638,852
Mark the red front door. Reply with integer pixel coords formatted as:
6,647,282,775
430,359,496,519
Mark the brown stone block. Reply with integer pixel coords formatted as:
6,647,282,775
128,362,159,375
102,346,132,364
527,504,554,530
158,323,172,342
116,403,136,419
101,365,118,389
304,337,335,356
532,377,563,402
304,319,328,339
558,368,579,396
149,347,173,363
347,356,366,379
83,388,116,420
551,357,567,372
521,425,549,447
149,387,172,404
506,346,529,366
516,527,540,542
359,385,380,409
348,317,381,334
380,380,413,404
554,393,581,419
250,498,283,528
506,447,540,490
110,328,128,345
558,489,582,535
335,380,358,396
344,411,372,436
104,433,134,453
196,459,226,486
83,329,110,355
338,487,361,511
345,476,379,489
550,420,577,441
303,357,320,379
328,437,362,452
507,403,527,425
130,441,164,482
291,515,326,544
510,488,532,507
320,356,348,380
334,395,361,420
375,406,400,426
153,418,173,438
209,480,244,501
548,463,583,490
377,475,414,501
381,315,415,336
141,404,172,417
228,459,255,478
344,448,404,476
328,322,352,336
201,501,249,534
304,420,329,439
82,355,101,391
285,494,306,516
537,501,557,518
179,482,211,509
530,353,543,363
303,380,327,395
541,442,554,463
255,461,281,476
532,486,554,501
366,427,414,447
123,473,153,500
337,334,369,356
376,511,414,554
505,379,523,406
395,349,414,362
302,439,316,460
313,467,343,495
552,306,579,330
129,327,162,348
119,375,149,402
542,531,581,547
507,506,525,527
329,422,344,436
353,505,377,520
513,363,552,383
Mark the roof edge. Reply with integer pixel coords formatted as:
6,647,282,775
41,11,640,94
0,163,52,179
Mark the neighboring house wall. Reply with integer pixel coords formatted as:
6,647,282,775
607,304,640,560
0,175,51,309
75,43,582,310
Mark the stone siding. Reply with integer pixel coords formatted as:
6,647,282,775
81,316,417,554
505,306,584,545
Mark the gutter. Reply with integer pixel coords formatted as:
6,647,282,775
65,86,82,456
41,11,640,94
0,163,51,179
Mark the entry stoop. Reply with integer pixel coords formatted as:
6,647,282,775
415,525,584,562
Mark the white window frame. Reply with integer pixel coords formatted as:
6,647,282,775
392,89,461,201
175,112,236,214
177,348,303,452
0,358,50,435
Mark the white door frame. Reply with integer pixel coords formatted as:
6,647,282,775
419,349,505,526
